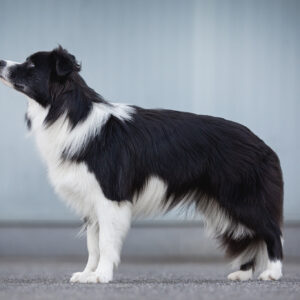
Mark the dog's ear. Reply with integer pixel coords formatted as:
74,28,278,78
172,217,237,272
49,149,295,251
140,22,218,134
52,46,81,77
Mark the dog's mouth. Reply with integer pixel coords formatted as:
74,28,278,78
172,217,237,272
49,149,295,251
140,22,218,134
0,73,9,82
14,83,26,91
0,76,9,85
0,76,25,91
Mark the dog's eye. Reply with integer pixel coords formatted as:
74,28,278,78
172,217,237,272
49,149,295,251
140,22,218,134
27,62,35,69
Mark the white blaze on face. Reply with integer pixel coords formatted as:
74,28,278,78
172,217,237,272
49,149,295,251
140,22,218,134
0,60,20,88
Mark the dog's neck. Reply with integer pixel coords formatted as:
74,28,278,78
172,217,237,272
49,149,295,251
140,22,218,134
26,96,134,164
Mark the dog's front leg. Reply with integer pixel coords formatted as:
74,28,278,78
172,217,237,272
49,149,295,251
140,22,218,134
76,198,132,283
70,222,100,283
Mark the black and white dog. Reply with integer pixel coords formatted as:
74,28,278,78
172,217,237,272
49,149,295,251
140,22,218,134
0,47,283,283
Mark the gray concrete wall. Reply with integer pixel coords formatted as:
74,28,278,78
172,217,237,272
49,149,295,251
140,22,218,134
0,0,299,222
0,222,299,260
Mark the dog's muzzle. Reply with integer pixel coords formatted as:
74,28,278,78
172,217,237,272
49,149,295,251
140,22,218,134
0,60,7,78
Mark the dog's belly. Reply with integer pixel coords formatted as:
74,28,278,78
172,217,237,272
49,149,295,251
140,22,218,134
48,161,99,220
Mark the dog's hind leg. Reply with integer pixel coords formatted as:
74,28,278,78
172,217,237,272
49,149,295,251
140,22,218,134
257,224,283,280
225,219,283,281
225,235,259,281
226,207,283,281
227,260,254,281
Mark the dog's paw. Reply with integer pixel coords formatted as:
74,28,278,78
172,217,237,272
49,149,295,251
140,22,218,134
227,270,252,281
70,271,93,283
89,272,112,283
70,270,113,283
85,271,113,283
258,269,282,281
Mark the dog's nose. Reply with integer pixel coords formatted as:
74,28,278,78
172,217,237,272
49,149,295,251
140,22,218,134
0,60,6,67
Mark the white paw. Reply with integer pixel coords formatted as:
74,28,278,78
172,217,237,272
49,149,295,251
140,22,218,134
70,271,113,283
258,269,282,281
228,270,253,281
259,260,282,281
70,271,93,283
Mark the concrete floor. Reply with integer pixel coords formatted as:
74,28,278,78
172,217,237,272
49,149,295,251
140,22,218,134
0,258,300,300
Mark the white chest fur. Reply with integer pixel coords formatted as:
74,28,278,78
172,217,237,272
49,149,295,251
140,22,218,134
48,161,100,219
26,99,107,219
26,98,136,220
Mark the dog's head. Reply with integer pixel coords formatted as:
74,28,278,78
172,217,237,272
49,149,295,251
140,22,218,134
0,46,81,107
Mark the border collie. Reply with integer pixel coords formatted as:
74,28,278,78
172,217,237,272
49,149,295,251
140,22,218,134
0,47,283,283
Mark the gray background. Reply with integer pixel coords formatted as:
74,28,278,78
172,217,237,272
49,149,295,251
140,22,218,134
0,0,299,223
